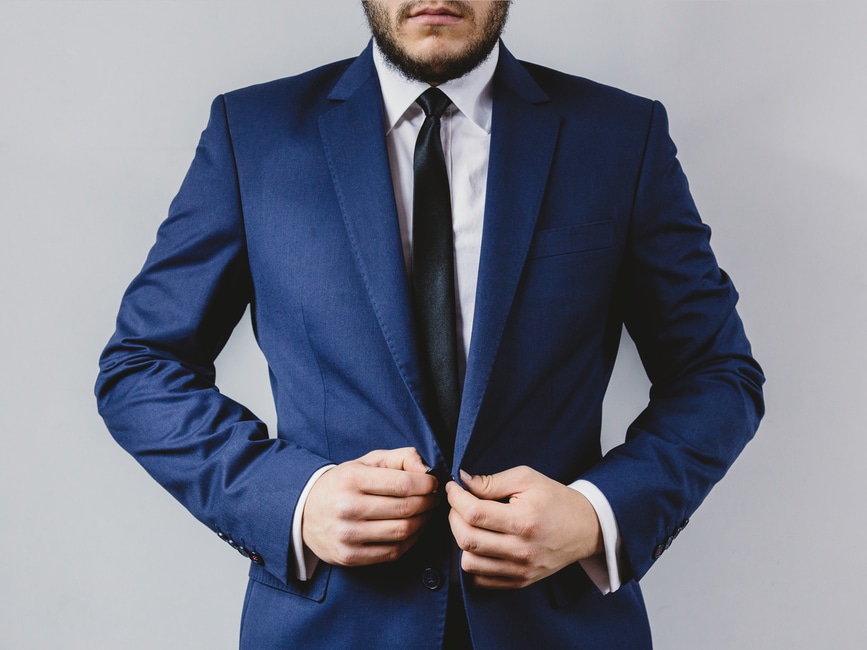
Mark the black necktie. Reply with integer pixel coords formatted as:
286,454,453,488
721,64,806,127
412,87,460,458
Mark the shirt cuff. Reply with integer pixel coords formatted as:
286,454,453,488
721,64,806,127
570,478,622,594
291,465,335,581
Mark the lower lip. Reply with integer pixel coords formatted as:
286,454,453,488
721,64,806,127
409,13,463,26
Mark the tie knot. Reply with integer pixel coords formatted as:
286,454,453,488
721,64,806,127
416,87,452,119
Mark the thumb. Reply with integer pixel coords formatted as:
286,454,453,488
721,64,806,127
459,467,523,502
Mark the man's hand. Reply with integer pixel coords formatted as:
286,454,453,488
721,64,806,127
301,447,438,567
446,466,603,589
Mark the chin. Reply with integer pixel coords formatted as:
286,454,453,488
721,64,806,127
409,39,465,62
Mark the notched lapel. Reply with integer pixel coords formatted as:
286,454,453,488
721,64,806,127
455,51,561,465
318,50,429,432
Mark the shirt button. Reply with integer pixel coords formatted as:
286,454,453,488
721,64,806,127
421,568,443,591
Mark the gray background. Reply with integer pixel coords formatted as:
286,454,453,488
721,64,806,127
1,1,865,648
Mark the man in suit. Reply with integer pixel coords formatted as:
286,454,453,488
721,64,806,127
96,1,765,647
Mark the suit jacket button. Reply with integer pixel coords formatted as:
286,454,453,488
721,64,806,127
422,568,443,591
426,467,451,497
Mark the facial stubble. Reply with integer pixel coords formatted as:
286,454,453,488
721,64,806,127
362,1,510,84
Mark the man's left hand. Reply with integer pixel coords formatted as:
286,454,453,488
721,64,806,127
446,466,603,589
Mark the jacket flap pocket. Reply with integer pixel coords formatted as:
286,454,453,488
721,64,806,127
248,559,331,603
548,561,602,608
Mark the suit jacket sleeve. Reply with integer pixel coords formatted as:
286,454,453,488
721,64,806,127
579,100,765,582
95,95,332,585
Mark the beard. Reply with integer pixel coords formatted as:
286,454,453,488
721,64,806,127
362,1,510,84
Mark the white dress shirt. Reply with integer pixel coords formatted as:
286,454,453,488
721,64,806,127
291,42,622,594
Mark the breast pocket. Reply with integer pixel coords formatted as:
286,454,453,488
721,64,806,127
527,220,614,260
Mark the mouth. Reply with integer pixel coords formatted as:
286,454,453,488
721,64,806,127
406,3,465,26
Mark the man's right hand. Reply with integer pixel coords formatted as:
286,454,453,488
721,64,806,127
301,447,439,567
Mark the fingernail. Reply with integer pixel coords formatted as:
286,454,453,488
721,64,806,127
459,469,472,483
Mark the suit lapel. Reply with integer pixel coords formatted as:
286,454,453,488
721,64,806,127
319,46,430,430
455,48,561,465
318,44,561,467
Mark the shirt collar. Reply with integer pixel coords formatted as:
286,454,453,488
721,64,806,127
372,40,499,135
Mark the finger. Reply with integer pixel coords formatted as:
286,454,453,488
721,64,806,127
352,464,438,497
467,574,530,590
459,466,533,502
342,513,430,545
460,550,539,586
345,492,438,521
359,447,431,474
331,532,424,567
448,507,518,560
446,480,516,534
460,550,522,579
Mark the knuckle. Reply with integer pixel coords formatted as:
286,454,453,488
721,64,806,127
336,546,359,566
397,496,415,518
335,523,356,544
514,564,532,581
515,545,536,565
516,516,539,539
392,520,412,541
337,465,359,489
448,510,462,533
389,475,411,497
465,504,485,526
339,460,358,474
453,529,473,552
334,498,359,520
383,545,402,562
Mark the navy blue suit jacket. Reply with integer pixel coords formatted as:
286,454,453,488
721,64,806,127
96,43,764,648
